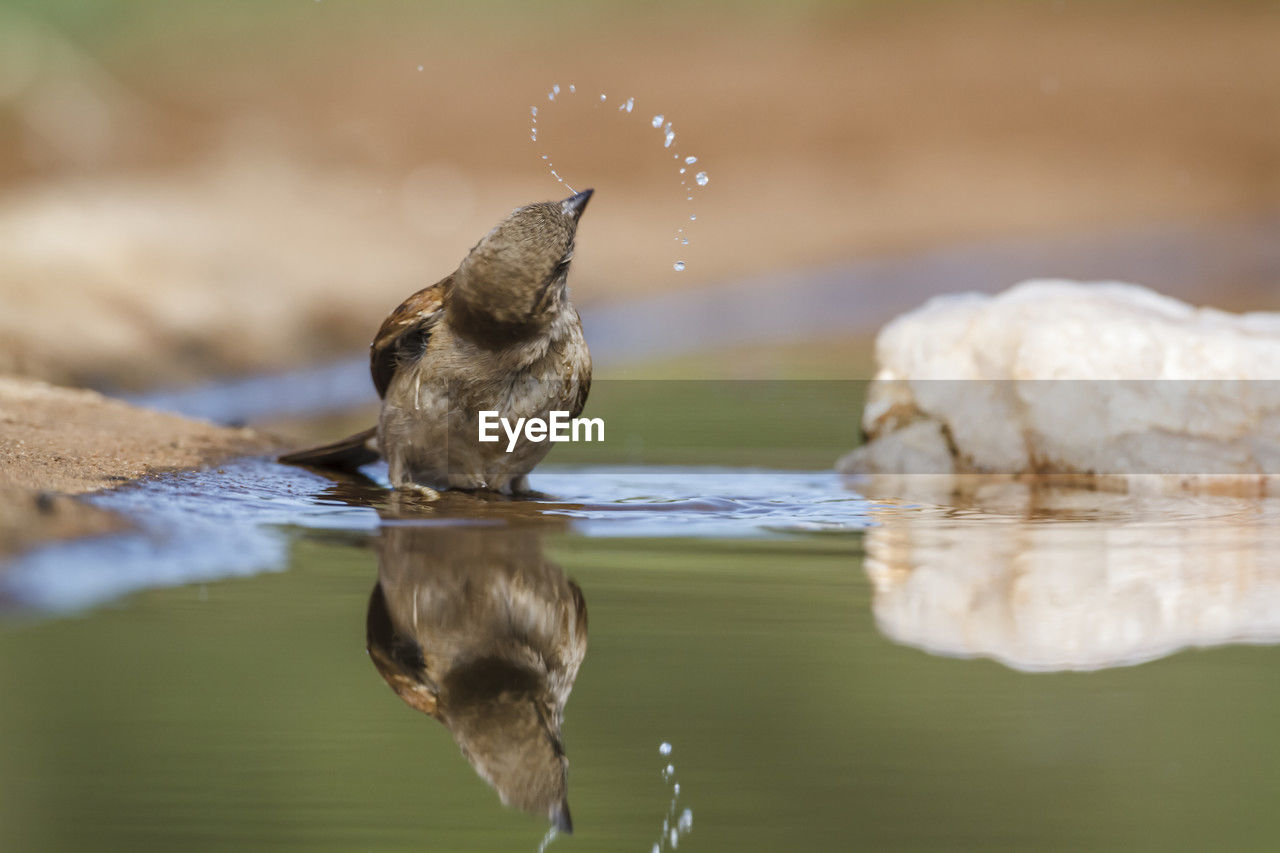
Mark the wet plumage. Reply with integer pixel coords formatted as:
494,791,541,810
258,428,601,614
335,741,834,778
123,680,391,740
281,190,593,493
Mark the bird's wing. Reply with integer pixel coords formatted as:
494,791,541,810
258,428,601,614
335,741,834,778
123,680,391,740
568,308,592,419
370,276,450,399
569,360,592,420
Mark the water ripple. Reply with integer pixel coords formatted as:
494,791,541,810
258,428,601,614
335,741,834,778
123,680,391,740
1,459,874,615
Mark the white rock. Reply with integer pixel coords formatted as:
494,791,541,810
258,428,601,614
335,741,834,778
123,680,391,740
839,280,1280,493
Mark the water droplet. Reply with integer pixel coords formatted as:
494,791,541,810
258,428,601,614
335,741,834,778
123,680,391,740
553,84,560,96
670,828,679,847
416,65,423,71
673,783,681,795
600,93,607,101
690,214,696,220
568,84,576,93
695,171,709,186
530,133,536,141
673,262,685,272
659,742,673,755
678,809,693,831
531,106,538,117
652,114,664,128
541,154,547,160
624,96,635,113
681,238,688,246
549,169,576,193
679,167,686,174
685,155,697,164
664,129,675,148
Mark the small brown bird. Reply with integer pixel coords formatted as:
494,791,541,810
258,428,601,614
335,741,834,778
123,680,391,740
366,525,588,833
281,190,594,494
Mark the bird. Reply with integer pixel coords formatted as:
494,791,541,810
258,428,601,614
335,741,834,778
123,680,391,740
280,190,594,494
365,524,588,833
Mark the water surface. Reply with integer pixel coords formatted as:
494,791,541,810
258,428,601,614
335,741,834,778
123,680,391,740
2,461,1279,851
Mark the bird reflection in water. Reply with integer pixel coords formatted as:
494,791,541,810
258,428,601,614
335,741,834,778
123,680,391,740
365,518,587,833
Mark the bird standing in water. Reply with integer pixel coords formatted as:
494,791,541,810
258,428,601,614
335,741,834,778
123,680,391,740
281,190,594,494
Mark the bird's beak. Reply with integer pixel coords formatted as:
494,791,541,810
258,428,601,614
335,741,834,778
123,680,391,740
553,799,573,835
561,188,593,221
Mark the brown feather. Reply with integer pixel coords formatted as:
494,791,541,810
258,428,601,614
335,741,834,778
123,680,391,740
570,352,592,420
369,276,449,399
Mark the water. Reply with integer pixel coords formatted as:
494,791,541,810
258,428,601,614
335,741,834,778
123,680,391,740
652,742,691,852
530,89,705,271
3,449,1280,849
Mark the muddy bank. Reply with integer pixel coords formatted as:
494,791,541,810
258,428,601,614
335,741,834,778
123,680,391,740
0,376,273,556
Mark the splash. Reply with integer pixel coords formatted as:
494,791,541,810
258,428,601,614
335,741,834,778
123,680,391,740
529,86,709,273
530,90,574,193
651,741,693,852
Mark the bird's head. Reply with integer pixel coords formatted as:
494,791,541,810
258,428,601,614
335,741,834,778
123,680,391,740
441,661,574,835
449,189,592,343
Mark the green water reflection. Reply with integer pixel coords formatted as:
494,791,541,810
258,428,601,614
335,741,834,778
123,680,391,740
2,528,1279,851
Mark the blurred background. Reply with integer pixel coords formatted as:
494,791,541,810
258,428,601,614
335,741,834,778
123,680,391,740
0,0,1276,391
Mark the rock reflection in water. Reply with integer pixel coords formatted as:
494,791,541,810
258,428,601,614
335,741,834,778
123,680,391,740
366,522,587,832
860,477,1280,671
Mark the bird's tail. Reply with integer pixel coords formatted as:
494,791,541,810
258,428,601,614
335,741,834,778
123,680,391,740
278,427,380,472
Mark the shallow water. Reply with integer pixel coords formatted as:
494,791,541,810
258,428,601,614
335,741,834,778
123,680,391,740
3,461,1280,850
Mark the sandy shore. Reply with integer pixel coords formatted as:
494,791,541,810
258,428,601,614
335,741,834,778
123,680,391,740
0,376,272,557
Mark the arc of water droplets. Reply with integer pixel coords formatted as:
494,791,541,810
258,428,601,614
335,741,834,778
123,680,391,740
529,85,709,272
652,742,692,852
